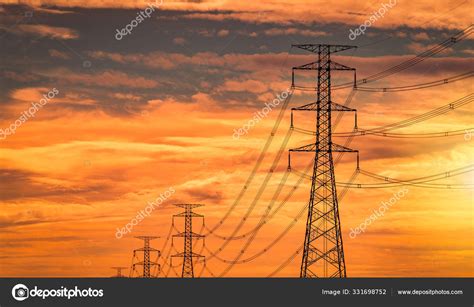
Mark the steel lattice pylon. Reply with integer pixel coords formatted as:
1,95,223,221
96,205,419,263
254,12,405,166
132,236,160,278
289,44,358,278
111,266,128,278
171,204,205,278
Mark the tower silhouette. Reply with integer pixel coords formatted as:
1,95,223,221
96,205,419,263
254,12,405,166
131,236,160,278
171,204,205,278
289,44,358,278
111,266,128,278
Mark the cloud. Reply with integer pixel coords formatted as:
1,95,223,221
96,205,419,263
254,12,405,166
9,87,52,102
406,42,453,54
87,50,474,77
3,71,41,83
87,50,296,72
411,32,430,41
33,7,74,14
10,24,79,40
218,79,269,93
48,49,71,59
0,1,470,29
0,168,113,202
263,27,326,36
112,93,142,101
217,29,229,37
173,37,186,45
42,69,159,88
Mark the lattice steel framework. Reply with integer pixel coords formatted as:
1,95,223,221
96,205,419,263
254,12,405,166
290,44,358,278
111,266,128,278
132,236,160,278
171,204,205,278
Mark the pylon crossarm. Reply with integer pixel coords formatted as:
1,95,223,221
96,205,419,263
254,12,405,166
292,61,355,72
330,61,355,71
292,44,356,54
134,247,160,252
293,61,318,71
292,101,318,111
174,203,204,209
330,102,356,112
290,143,317,152
292,102,357,112
289,143,357,153
173,232,204,238
171,252,185,257
135,236,159,240
135,261,160,265
173,212,204,218
331,143,358,153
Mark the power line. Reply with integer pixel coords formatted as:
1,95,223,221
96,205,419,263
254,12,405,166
294,71,474,92
296,127,471,139
204,128,293,251
203,91,294,237
196,26,473,277
202,26,471,245
204,167,360,267
203,121,360,273
266,170,359,278
292,25,473,92
293,94,473,138
264,21,473,279
209,91,359,244
291,166,474,189
356,71,474,92
152,223,175,277
338,25,473,89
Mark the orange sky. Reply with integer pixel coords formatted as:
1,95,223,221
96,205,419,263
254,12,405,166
0,0,473,277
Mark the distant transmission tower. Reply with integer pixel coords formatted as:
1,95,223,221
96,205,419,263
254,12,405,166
131,236,160,278
111,266,128,278
289,44,359,278
171,204,205,278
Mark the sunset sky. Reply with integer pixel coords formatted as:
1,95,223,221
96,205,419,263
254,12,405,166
0,0,472,278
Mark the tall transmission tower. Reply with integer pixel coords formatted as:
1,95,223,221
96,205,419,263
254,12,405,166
289,44,359,278
111,266,128,278
171,204,205,278
131,236,160,278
